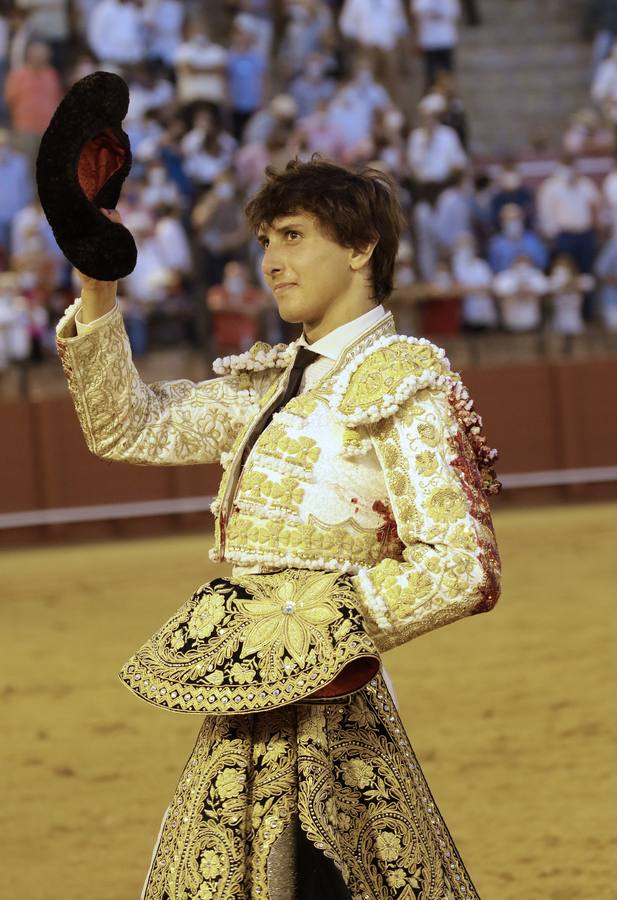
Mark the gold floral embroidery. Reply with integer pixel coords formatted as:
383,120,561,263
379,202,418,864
337,340,451,418
119,570,379,714
143,675,481,900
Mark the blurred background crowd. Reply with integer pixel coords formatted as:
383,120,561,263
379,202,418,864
2,0,617,395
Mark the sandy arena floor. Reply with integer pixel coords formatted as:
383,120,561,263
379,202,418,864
2,501,615,899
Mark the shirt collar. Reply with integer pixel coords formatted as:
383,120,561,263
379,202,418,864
296,304,387,362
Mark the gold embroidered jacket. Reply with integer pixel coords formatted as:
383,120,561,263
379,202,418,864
56,301,501,652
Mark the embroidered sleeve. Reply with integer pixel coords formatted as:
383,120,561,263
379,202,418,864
55,302,277,465
350,385,501,652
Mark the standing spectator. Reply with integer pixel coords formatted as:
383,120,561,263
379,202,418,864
452,232,498,331
181,111,237,191
338,0,409,101
327,58,394,157
152,202,193,278
174,19,228,120
190,171,249,286
87,0,147,66
289,51,336,118
490,162,535,229
546,254,593,336
411,0,461,89
432,69,468,147
3,40,62,168
277,0,336,81
14,0,71,74
142,0,185,69
593,222,617,328
295,96,347,158
537,156,601,284
584,0,617,77
488,204,548,274
493,254,548,332
231,1,275,61
591,37,617,127
226,19,268,142
126,62,175,123
206,260,266,354
407,93,467,200
0,127,34,262
0,7,10,125
601,151,617,225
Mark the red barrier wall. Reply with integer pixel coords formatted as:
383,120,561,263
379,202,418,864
2,359,616,545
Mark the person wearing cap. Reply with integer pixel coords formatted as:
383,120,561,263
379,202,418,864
40,76,500,898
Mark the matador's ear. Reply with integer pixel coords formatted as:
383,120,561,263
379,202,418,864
36,70,137,282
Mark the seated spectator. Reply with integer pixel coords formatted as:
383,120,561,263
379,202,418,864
0,271,29,375
0,127,34,263
10,198,66,291
601,151,617,228
174,18,227,119
289,51,336,119
593,223,617,329
141,158,183,210
490,161,535,230
452,232,497,331
421,254,462,335
493,253,548,332
338,0,409,101
226,19,268,142
546,254,593,336
206,260,266,353
411,0,461,89
488,203,548,273
87,0,147,66
407,93,467,202
3,39,62,168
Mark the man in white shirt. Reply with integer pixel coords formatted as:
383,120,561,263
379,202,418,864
87,0,146,67
173,19,227,115
412,0,461,88
537,155,601,319
338,0,410,100
407,93,467,190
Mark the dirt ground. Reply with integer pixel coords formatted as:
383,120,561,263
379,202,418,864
2,501,615,900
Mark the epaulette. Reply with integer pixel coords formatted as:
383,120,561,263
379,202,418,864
212,339,297,375
331,335,454,426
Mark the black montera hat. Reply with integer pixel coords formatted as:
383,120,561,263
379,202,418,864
36,71,137,282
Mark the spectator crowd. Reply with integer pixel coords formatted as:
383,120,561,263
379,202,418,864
1,0,617,388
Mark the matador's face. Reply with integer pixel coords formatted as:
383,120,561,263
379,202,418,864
257,211,368,334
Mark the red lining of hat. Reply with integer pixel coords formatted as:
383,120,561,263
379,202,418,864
77,127,126,201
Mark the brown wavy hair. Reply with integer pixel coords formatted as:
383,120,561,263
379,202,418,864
244,155,406,303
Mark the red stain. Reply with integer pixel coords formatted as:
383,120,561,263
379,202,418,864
372,499,404,554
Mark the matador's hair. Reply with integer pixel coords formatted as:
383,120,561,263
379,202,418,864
244,155,406,303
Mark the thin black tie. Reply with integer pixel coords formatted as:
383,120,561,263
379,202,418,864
241,346,319,464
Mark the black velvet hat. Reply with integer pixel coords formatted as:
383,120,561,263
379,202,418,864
36,71,137,282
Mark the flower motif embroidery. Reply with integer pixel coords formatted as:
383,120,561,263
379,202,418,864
187,592,227,640
199,850,222,879
215,767,244,800
340,758,374,789
236,571,342,667
375,831,402,862
427,486,466,524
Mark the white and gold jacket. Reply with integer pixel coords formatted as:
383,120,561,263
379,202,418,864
56,299,501,652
